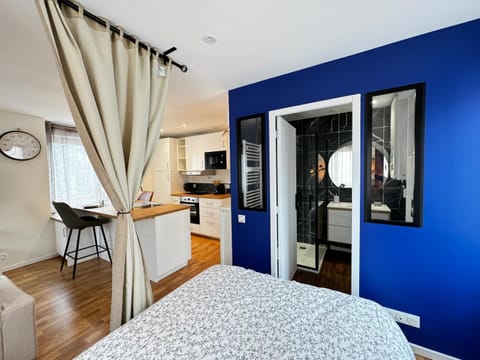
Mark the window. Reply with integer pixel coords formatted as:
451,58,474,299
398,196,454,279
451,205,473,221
364,83,425,226
47,124,108,207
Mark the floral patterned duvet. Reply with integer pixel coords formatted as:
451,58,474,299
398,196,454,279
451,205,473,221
77,265,414,360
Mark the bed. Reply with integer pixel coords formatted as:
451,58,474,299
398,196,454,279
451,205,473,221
76,265,414,359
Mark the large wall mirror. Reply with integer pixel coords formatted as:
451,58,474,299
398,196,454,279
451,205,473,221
237,113,266,211
364,83,425,226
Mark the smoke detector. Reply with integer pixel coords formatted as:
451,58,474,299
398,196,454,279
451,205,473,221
202,34,217,45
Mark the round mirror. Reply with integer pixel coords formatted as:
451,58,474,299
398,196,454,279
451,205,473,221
328,144,353,187
328,143,389,188
318,154,326,183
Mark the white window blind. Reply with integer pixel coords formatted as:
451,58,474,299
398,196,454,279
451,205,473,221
47,124,107,207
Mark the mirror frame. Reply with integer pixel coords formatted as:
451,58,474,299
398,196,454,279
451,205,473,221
236,113,266,211
364,82,425,227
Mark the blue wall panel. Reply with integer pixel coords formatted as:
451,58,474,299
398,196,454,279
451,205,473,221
228,20,480,359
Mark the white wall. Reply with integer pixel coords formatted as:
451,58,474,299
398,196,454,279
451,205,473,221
0,110,56,270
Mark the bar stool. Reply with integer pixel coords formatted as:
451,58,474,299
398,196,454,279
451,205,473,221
52,201,112,279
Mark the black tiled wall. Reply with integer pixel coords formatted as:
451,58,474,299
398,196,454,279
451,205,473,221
293,112,352,245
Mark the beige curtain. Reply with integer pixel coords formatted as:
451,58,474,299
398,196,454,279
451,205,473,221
36,0,171,330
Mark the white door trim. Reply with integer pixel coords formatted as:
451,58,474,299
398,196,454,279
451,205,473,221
268,94,361,296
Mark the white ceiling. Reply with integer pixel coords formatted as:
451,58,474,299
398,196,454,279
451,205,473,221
1,1,479,137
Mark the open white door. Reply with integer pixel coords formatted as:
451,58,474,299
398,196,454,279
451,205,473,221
276,116,297,280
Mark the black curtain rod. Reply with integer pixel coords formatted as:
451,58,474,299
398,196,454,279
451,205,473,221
57,0,188,72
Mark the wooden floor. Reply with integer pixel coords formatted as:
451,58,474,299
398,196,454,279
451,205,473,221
293,248,351,294
5,234,220,360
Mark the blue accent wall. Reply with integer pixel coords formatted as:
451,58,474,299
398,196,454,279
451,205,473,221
228,19,480,359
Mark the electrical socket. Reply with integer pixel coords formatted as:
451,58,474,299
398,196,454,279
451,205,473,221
0,253,7,261
385,307,420,328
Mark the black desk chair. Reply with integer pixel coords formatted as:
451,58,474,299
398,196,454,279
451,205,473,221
52,201,113,279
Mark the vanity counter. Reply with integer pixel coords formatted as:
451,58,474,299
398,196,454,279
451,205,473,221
327,201,352,210
326,201,391,214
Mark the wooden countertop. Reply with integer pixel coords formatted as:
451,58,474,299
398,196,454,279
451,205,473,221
171,192,231,199
51,204,190,222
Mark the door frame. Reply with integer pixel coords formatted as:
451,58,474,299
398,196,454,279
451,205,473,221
268,94,361,296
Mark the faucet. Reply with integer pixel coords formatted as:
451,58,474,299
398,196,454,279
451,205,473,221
338,184,345,201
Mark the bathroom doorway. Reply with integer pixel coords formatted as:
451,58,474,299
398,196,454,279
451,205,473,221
293,112,352,277
269,95,361,296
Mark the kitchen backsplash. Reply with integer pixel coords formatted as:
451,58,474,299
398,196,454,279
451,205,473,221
183,169,230,185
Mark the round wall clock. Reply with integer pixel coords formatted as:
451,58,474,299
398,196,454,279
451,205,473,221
0,130,41,161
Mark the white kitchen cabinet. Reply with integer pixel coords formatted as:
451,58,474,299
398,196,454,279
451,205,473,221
136,208,191,282
184,131,230,171
154,138,171,171
204,131,230,169
203,132,225,152
199,197,231,238
185,135,205,171
222,131,230,169
144,138,183,203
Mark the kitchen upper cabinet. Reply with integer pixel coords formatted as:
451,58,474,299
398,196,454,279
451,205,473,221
143,138,183,203
184,131,230,171
203,132,225,152
185,135,205,170
154,138,171,171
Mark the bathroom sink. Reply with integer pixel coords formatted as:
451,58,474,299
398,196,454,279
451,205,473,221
327,201,352,209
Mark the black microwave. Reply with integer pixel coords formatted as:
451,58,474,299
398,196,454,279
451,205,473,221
205,150,227,169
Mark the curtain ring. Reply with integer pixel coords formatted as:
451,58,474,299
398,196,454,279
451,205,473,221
77,5,84,17
118,26,124,38
100,17,110,31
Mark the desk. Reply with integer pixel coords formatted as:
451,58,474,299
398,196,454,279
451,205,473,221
51,204,191,282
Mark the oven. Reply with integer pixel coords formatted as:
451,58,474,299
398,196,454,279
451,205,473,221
179,196,200,224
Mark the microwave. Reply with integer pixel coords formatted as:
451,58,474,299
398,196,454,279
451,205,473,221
205,150,227,169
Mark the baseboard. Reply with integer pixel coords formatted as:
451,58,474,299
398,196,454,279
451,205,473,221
411,343,460,360
2,253,59,273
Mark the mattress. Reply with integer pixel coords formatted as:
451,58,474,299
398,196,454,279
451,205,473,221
76,265,414,359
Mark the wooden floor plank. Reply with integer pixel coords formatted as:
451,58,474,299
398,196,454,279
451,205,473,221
5,234,220,360
293,248,352,294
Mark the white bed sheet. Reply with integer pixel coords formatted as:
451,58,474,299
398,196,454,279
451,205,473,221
77,265,414,359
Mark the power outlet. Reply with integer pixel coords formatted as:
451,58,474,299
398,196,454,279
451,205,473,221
385,307,420,328
0,253,7,261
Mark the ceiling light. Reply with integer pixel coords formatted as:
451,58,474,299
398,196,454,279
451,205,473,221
160,128,164,132
182,124,187,128
202,34,217,45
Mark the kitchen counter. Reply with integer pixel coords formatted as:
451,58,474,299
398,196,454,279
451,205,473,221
50,203,191,282
171,192,231,200
51,203,189,222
